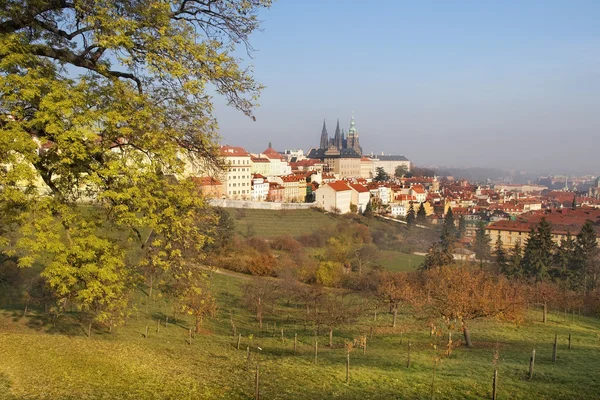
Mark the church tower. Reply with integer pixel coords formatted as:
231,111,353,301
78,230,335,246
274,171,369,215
346,113,362,155
319,119,328,149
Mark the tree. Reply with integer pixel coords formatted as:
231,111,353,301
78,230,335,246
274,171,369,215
421,266,524,348
374,167,389,182
175,269,217,333
243,279,279,329
574,220,600,293
554,232,577,284
522,219,554,282
363,201,373,217
441,207,457,244
416,203,427,225
458,216,467,239
354,243,379,275
377,272,417,328
406,203,416,226
473,221,491,268
494,234,508,274
205,207,235,253
507,242,523,279
320,294,358,347
1,0,271,325
395,165,409,178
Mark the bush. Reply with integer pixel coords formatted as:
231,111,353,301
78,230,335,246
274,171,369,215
270,235,303,254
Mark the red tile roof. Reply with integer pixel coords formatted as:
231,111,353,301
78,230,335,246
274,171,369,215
220,145,249,157
326,181,351,192
262,147,286,160
349,183,369,193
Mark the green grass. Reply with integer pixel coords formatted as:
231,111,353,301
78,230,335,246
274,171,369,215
2,271,600,399
231,208,338,238
378,250,425,272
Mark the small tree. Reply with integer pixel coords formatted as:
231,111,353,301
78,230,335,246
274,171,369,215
178,277,217,333
458,216,467,239
243,279,280,328
422,266,525,348
406,203,416,226
494,234,508,274
416,203,427,225
473,221,491,268
377,272,417,328
354,243,379,275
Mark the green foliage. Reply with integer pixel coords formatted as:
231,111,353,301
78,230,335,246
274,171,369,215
0,0,271,325
473,221,491,266
406,203,416,226
458,216,466,238
315,260,343,287
522,219,554,282
494,234,508,273
574,220,599,292
373,167,389,182
416,203,427,225
394,165,408,178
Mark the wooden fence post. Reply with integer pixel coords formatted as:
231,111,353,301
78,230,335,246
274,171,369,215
552,333,558,363
255,363,259,400
528,349,535,380
492,369,498,400
407,341,411,368
294,333,297,354
314,338,318,364
568,333,572,350
346,349,350,384
237,333,242,350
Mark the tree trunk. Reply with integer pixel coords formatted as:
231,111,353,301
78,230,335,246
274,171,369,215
392,306,398,328
329,326,333,347
463,324,473,348
148,274,153,299
87,321,92,338
195,316,202,333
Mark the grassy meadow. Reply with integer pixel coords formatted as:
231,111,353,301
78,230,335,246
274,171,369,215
2,270,600,400
231,208,339,238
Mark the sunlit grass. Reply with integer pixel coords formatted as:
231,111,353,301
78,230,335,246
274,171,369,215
1,271,599,399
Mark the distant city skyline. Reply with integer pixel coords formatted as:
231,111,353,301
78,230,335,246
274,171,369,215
213,0,600,175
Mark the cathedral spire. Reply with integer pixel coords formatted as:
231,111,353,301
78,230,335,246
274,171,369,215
319,119,329,149
334,118,342,149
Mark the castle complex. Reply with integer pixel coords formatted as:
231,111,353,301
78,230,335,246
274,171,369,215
318,114,362,155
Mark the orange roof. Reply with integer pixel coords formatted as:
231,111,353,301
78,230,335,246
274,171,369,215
349,183,369,193
410,185,426,194
326,181,351,192
220,145,249,157
262,147,286,160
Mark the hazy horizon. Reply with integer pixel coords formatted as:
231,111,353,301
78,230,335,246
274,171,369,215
213,0,599,175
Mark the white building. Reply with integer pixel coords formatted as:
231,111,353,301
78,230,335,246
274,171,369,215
251,176,269,201
371,155,410,177
220,145,252,199
349,183,371,213
314,181,352,214
391,204,407,217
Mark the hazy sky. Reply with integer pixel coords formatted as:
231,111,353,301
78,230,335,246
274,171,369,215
213,0,600,174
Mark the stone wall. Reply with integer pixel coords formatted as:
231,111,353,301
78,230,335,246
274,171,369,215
209,199,314,210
